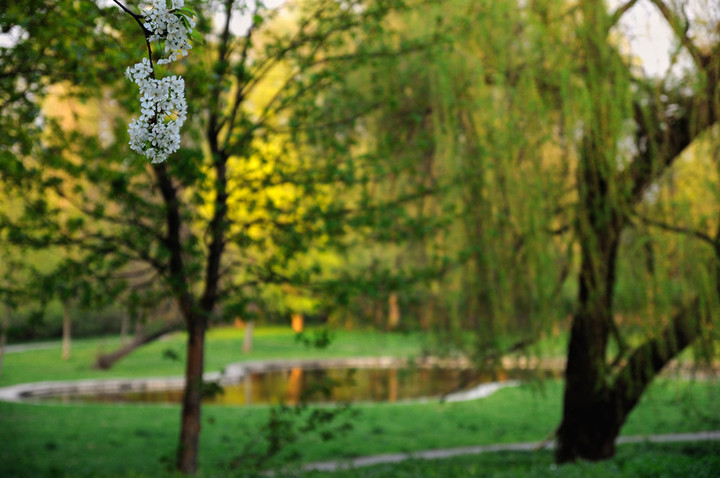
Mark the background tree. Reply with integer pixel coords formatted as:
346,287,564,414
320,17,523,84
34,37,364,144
305,0,572,358
1,0,127,372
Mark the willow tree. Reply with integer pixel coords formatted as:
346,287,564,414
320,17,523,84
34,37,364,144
306,0,574,354
304,0,720,464
426,0,720,462
395,0,720,461
555,0,720,462
428,1,574,357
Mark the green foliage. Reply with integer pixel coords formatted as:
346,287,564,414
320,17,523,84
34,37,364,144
229,399,357,475
161,347,182,363
201,380,225,399
300,0,576,353
296,327,334,349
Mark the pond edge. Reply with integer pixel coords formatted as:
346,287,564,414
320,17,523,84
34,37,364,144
0,356,526,404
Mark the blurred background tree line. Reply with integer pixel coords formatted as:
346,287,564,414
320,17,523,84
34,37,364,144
1,0,719,469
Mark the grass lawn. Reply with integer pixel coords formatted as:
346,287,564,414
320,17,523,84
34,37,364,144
0,327,719,477
0,326,426,387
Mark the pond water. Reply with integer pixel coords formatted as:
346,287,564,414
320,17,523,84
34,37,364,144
49,366,538,406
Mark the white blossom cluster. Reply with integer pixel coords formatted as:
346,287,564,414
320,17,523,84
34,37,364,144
126,58,187,163
142,0,195,65
125,0,194,163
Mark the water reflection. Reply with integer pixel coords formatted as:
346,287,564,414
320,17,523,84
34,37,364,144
58,366,541,406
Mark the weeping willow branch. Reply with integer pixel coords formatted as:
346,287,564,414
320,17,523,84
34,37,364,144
649,0,706,69
632,213,716,248
610,297,704,413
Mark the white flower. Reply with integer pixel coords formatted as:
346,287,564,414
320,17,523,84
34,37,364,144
141,0,194,65
127,60,187,163
124,1,194,163
125,57,153,84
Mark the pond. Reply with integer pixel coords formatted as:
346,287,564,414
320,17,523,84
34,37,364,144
41,363,542,406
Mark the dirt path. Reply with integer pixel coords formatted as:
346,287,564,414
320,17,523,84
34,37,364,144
298,431,720,473
3,342,57,354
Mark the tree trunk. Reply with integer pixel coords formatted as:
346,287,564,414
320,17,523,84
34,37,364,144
120,312,130,344
61,299,72,361
154,150,226,476
554,3,715,453
556,2,632,460
94,321,182,369
176,316,207,474
556,216,620,461
242,320,254,354
557,321,617,461
555,48,708,457
557,297,704,462
291,313,304,333
388,292,400,330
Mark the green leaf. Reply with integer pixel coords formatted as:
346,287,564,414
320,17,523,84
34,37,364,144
189,30,206,46
175,7,196,18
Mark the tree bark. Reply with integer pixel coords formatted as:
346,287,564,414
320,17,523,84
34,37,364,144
555,4,628,454
94,320,182,369
153,161,215,475
557,299,703,462
556,297,617,462
176,315,207,474
243,320,254,354
158,79,227,472
61,299,72,361
556,203,622,461
388,292,400,330
174,144,226,475
611,299,703,408
120,312,130,344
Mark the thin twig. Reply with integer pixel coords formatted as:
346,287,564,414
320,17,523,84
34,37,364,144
111,0,155,76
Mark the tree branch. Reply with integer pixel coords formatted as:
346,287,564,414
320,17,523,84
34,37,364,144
633,213,716,248
220,1,261,149
199,153,228,314
648,0,706,69
152,163,195,318
611,298,703,418
609,0,640,30
207,0,234,141
111,0,155,72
